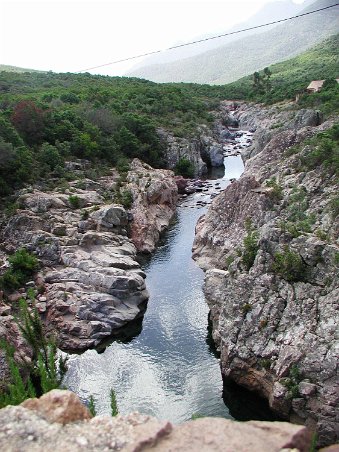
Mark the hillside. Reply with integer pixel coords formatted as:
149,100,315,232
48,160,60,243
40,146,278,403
0,71,228,197
0,31,338,199
127,0,339,84
0,64,41,73
222,33,339,109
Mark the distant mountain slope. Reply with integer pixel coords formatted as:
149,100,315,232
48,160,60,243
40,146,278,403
131,0,307,69
0,64,42,73
127,0,339,85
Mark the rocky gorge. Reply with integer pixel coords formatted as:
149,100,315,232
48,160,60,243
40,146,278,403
0,97,338,450
193,101,338,446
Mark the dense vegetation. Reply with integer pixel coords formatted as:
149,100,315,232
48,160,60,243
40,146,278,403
0,71,230,196
0,33,337,198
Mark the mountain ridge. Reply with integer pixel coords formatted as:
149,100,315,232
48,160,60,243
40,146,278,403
127,0,339,85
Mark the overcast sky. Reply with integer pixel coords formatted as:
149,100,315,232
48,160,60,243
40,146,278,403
0,0,305,75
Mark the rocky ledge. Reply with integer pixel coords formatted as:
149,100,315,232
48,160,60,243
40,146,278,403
0,159,178,351
193,103,338,446
126,159,178,254
0,389,317,452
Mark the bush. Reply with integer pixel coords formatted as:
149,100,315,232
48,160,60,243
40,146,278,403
301,125,339,177
0,299,67,407
110,389,118,416
265,177,283,203
68,194,81,209
0,249,39,291
272,246,307,282
242,220,259,271
174,157,194,178
281,364,302,400
328,196,339,219
119,190,133,209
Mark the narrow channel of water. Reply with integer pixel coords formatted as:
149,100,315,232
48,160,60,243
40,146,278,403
64,155,244,423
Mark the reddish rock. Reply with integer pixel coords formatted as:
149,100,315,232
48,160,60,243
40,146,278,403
21,389,92,424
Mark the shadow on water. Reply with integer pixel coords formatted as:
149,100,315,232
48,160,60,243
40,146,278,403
95,302,148,353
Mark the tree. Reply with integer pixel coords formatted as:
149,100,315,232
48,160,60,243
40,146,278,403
252,67,272,94
38,143,64,172
11,101,45,145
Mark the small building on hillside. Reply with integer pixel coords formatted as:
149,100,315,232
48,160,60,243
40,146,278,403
307,80,325,93
306,79,339,93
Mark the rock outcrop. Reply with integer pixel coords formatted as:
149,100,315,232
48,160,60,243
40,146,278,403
193,103,338,446
126,159,178,253
158,114,240,176
0,389,314,452
0,160,178,350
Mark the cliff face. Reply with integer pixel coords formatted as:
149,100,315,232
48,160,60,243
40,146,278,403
0,159,177,351
193,103,338,446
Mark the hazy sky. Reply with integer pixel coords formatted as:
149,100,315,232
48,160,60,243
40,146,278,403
1,0,305,75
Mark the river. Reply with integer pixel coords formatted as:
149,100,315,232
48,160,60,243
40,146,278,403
64,154,245,423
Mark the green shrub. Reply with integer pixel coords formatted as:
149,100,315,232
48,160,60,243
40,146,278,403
242,303,252,315
191,413,204,420
279,214,316,238
119,190,133,209
225,255,235,269
88,396,97,417
287,187,308,222
0,299,67,408
272,246,307,282
68,194,81,209
265,177,283,203
281,364,302,400
174,157,194,178
328,196,339,219
0,249,39,291
242,220,259,271
259,358,271,370
301,125,339,177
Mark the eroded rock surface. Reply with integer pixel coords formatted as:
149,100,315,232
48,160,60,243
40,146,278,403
0,161,178,350
127,159,178,253
193,103,339,446
0,389,313,452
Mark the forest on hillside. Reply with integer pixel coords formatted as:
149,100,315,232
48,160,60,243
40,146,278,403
0,33,338,199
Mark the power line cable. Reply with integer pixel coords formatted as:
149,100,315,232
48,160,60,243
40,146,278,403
76,2,339,73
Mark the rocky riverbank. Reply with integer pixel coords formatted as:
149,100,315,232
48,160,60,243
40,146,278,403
0,159,177,351
193,102,338,446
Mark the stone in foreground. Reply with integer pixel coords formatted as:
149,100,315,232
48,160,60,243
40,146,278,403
0,390,313,452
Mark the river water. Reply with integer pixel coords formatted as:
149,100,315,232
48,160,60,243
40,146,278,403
64,155,245,423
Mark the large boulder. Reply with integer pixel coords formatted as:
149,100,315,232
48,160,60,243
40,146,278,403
127,159,178,253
